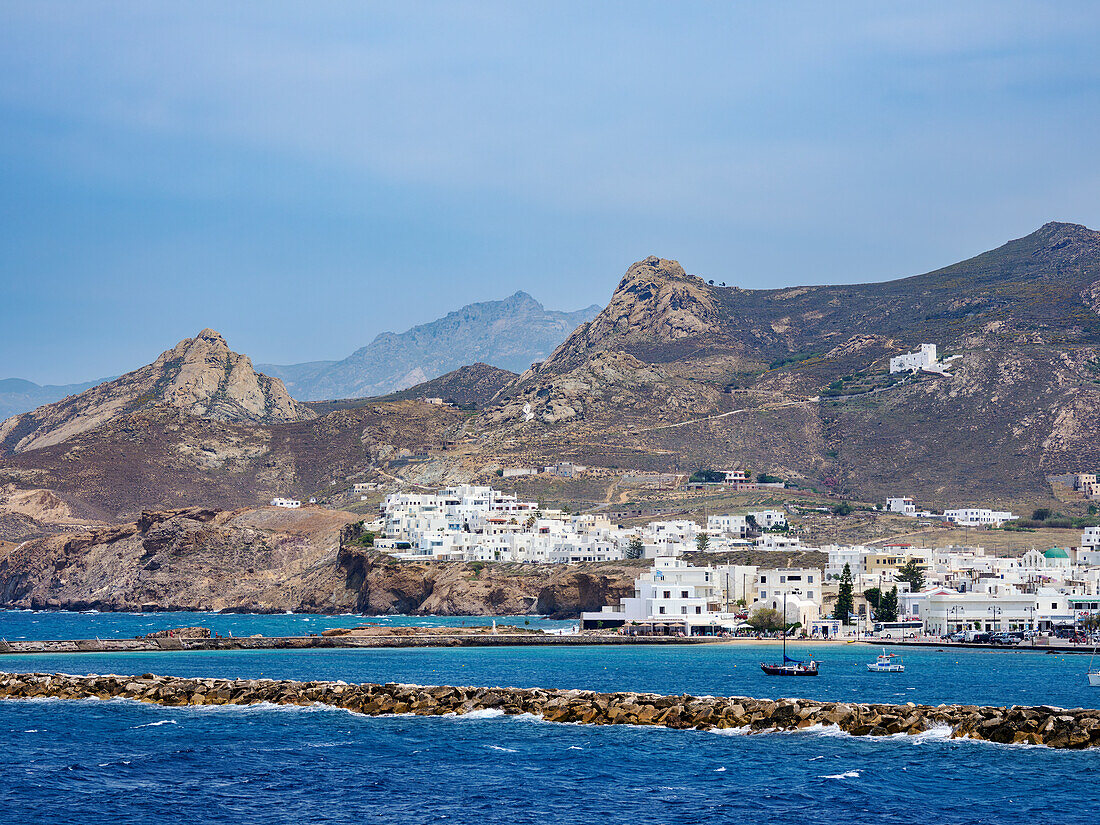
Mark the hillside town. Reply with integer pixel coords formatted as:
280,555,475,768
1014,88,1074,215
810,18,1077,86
369,484,1100,639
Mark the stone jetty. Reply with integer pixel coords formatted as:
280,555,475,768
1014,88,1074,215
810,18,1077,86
3,670,1100,748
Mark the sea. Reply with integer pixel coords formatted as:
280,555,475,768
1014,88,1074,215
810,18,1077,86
1,610,1097,824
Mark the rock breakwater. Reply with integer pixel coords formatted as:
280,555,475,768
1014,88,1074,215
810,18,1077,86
3,671,1100,748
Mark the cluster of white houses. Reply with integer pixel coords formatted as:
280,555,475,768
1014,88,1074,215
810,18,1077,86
370,485,1100,637
885,495,1017,527
373,485,788,564
581,529,1100,636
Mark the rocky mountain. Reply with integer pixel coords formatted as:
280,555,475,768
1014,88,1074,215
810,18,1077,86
0,222,1096,534
260,291,600,401
479,223,1100,505
0,329,314,454
0,377,109,421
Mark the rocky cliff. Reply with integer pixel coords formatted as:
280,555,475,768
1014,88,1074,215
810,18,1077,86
0,506,644,616
0,329,314,454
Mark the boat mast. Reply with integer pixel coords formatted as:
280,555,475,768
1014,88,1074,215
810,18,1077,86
782,592,787,660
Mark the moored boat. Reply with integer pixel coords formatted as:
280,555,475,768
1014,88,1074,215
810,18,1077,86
761,593,819,676
866,648,904,673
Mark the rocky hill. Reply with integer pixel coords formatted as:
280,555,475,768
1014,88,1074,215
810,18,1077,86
0,223,1097,532
0,329,314,454
372,363,518,409
260,291,599,400
479,223,1100,505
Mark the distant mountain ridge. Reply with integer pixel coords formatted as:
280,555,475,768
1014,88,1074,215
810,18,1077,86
259,291,600,401
0,378,109,422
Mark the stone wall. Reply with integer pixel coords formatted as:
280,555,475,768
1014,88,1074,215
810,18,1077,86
2,671,1100,748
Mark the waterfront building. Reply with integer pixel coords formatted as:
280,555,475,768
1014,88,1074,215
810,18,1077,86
579,556,739,634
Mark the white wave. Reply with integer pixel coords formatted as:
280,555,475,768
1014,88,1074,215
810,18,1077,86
456,708,506,720
23,729,39,733
566,745,583,750
487,745,517,752
820,770,861,780
131,719,177,729
713,767,727,772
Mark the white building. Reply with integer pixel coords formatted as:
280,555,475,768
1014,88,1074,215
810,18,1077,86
756,533,801,550
886,496,916,516
890,344,938,374
502,467,538,478
753,567,823,627
579,557,739,634
270,498,301,509
1083,527,1100,551
749,509,787,530
707,514,749,538
942,508,1017,527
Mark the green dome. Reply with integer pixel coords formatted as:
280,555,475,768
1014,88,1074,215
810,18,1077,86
1044,547,1069,559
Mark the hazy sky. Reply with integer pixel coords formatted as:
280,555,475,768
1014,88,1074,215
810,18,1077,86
2,2,1099,383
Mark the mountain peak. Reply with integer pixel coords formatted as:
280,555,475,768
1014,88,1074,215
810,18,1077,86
0,331,314,454
1028,221,1100,248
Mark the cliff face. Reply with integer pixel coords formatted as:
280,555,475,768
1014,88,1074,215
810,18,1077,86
0,329,314,454
0,506,643,616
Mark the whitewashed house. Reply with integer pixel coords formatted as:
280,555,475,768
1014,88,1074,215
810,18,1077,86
890,344,938,374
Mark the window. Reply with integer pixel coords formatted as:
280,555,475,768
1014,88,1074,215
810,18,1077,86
681,590,689,599
1053,603,1058,609
760,576,766,583
681,606,687,614
759,590,766,599
659,606,665,614
808,575,814,583
695,606,702,614
780,576,786,583
664,591,671,599
808,591,814,599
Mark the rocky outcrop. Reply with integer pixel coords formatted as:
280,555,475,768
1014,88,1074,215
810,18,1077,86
337,547,641,618
0,329,313,454
0,510,642,616
532,256,716,374
4,671,1100,749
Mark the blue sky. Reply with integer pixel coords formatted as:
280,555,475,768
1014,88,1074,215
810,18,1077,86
2,2,1099,383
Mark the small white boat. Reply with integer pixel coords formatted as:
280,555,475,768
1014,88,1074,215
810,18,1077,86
867,648,904,673
1089,642,1100,686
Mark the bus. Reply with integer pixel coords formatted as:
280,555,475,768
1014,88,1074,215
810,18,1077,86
872,620,923,639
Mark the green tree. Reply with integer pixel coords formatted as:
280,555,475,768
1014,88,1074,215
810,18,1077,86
896,559,925,591
747,607,783,631
833,563,854,623
874,586,899,622
832,502,853,516
863,587,882,611
696,532,710,553
1032,507,1052,522
626,536,645,560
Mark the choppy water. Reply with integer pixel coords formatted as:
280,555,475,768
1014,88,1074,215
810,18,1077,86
2,612,1098,824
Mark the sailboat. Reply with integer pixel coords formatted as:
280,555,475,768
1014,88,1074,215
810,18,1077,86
761,593,819,676
1088,641,1100,686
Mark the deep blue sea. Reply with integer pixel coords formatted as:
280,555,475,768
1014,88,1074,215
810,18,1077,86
2,612,1099,824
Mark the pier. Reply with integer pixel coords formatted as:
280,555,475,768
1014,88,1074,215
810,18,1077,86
3,670,1100,748
0,631,716,655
